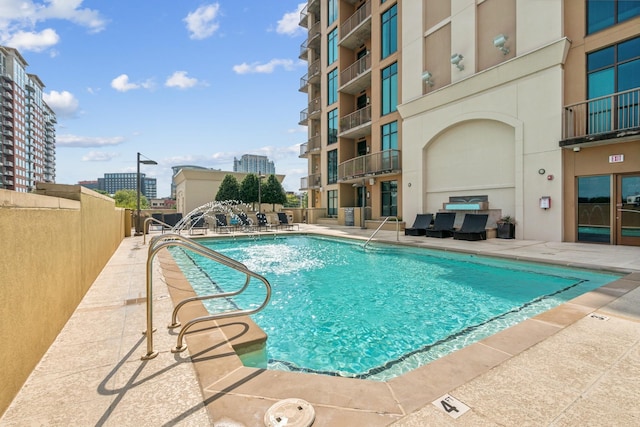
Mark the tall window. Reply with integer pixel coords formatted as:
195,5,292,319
327,190,338,217
577,175,610,243
328,0,338,26
587,0,640,34
587,36,640,133
381,62,398,115
381,4,397,59
328,28,338,65
327,149,338,184
328,68,338,105
381,180,397,216
328,108,338,144
381,121,398,150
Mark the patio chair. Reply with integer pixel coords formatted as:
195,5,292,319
277,212,298,231
425,212,456,238
214,213,233,233
404,213,434,236
453,214,489,241
188,216,208,235
236,212,257,232
256,212,275,231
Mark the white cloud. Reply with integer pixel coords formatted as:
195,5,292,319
233,59,297,74
111,74,154,92
82,151,119,161
43,90,79,118
165,71,198,89
0,0,106,52
276,3,305,36
56,134,125,148
184,3,221,40
3,28,60,52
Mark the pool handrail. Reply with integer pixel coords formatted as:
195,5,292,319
363,216,399,248
142,216,179,245
142,233,271,360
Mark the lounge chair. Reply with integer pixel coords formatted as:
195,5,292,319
277,212,298,231
188,216,208,235
236,212,257,232
425,212,456,238
256,212,275,231
404,213,434,236
453,214,489,241
214,213,233,233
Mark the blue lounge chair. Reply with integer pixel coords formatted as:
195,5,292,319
453,214,489,241
425,212,456,238
405,213,434,236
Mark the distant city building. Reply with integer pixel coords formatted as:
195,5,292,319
0,46,57,192
233,154,275,175
80,173,157,199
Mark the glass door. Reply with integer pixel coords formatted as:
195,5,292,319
617,174,640,246
577,175,611,243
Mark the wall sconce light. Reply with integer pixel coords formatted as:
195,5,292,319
369,178,375,186
450,53,464,70
573,146,581,152
493,34,509,55
422,71,434,87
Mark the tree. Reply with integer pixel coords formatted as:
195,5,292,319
113,189,148,209
262,174,287,210
284,193,301,208
215,174,240,202
239,173,259,209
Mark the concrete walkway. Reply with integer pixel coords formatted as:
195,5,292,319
1,225,639,426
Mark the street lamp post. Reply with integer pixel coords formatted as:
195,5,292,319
135,152,158,236
257,171,265,213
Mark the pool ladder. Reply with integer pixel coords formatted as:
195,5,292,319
363,216,400,248
142,233,272,360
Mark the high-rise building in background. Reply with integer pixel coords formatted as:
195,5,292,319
233,154,275,175
0,46,57,192
83,173,157,199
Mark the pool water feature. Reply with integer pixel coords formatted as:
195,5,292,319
170,235,622,381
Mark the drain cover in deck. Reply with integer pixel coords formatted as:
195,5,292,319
264,398,315,427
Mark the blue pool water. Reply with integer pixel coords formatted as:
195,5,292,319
170,235,621,381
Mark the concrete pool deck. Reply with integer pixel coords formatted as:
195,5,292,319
2,224,639,426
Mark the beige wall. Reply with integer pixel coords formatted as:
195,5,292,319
0,184,125,416
174,169,286,215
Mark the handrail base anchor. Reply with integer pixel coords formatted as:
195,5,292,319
171,345,187,353
141,351,159,360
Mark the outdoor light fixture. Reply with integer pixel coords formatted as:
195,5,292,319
450,53,464,70
422,70,434,87
135,152,157,236
493,34,509,55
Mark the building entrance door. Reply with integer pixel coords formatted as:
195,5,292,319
617,174,640,246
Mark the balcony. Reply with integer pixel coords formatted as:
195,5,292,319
299,135,321,158
299,73,308,93
339,0,371,50
2,120,13,128
307,59,321,85
299,108,308,126
308,97,321,119
561,88,640,146
339,105,371,139
339,53,371,95
300,173,321,190
307,0,319,15
299,39,309,60
2,101,13,109
338,149,402,183
299,4,308,28
307,21,321,50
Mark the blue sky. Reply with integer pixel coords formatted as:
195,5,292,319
1,0,309,197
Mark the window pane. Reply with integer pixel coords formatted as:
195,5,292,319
328,0,338,25
328,109,338,144
577,175,611,243
381,63,398,115
618,0,640,22
328,68,338,105
381,121,398,150
618,36,640,63
587,0,615,34
328,149,337,184
328,29,338,65
587,46,614,72
381,5,397,59
618,59,640,91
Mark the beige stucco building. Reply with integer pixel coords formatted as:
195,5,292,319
300,0,639,245
173,168,285,215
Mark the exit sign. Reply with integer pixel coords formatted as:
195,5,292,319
609,154,624,163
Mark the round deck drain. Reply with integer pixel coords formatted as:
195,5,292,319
264,398,315,427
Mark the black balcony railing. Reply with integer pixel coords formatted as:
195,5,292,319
563,88,640,140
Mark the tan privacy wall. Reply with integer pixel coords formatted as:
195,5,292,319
0,184,125,416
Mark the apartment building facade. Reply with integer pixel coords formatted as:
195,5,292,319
233,154,276,175
299,0,403,225
299,0,639,245
0,46,57,192
99,173,157,199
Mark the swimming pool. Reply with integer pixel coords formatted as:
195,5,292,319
170,235,622,381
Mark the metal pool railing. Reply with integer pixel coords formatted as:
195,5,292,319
363,216,399,248
141,233,272,360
